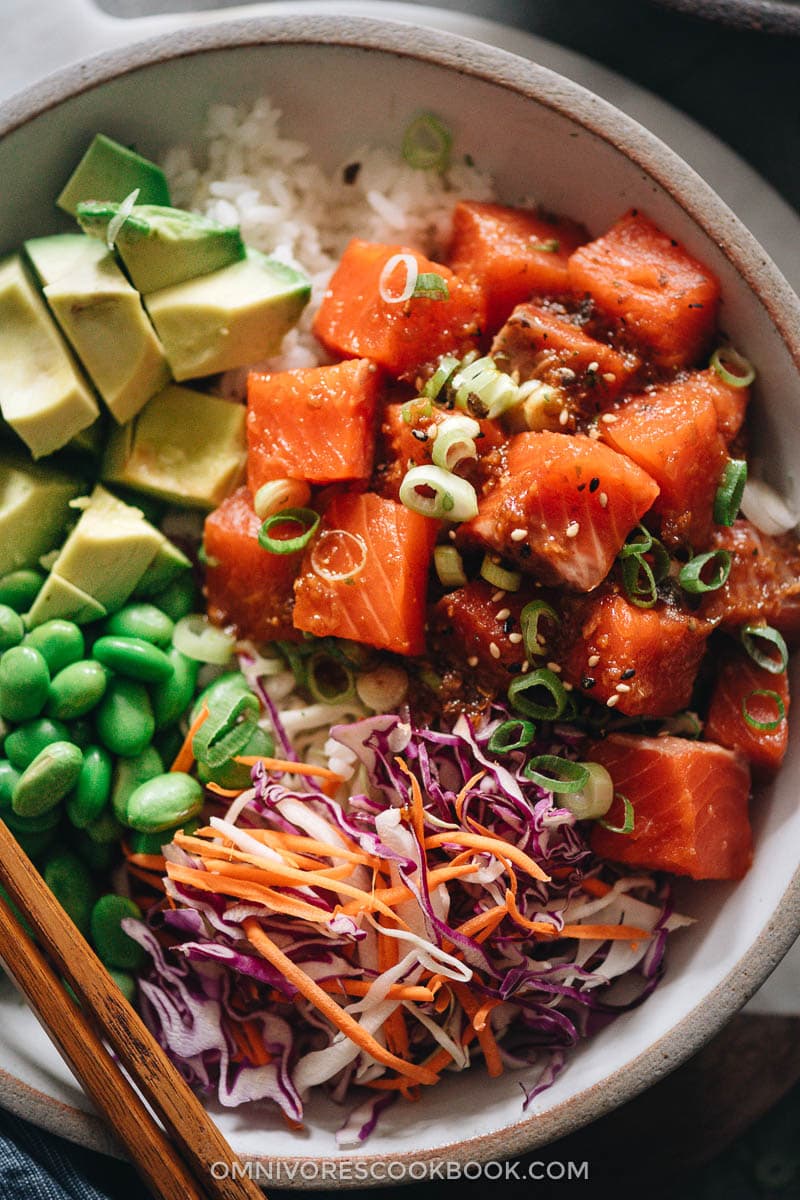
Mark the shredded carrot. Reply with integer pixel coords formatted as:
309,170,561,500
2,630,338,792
170,703,209,773
243,918,440,1086
206,782,245,798
454,905,509,941
505,888,652,941
424,830,550,883
336,861,480,916
126,865,167,893
451,983,503,1078
472,998,501,1033
242,829,379,868
318,980,435,1002
166,862,343,923
123,850,167,872
582,877,613,898
453,770,486,825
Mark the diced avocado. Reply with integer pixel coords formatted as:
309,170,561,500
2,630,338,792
26,573,107,627
25,234,171,427
134,538,191,597
102,384,246,509
0,256,100,459
56,134,170,217
76,202,246,294
46,485,164,615
0,454,86,576
144,250,310,381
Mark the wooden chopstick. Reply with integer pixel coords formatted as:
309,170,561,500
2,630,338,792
0,819,264,1200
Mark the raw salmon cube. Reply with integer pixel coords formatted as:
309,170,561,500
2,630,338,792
430,580,531,683
447,201,588,331
700,520,800,641
568,210,720,369
247,359,382,489
588,734,753,880
704,647,790,777
375,401,506,501
293,492,437,655
204,487,301,642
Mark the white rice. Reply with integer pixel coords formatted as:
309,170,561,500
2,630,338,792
161,95,495,385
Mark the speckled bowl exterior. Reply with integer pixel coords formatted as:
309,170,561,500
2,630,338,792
1,15,799,1185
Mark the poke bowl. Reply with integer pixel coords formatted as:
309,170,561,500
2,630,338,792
0,13,799,1184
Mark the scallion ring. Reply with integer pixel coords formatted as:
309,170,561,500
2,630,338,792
713,459,747,527
378,252,418,304
105,187,140,250
402,113,452,170
422,355,461,401
253,478,312,520
193,691,259,771
453,355,520,419
307,653,356,704
310,529,368,584
740,623,789,674
523,754,590,795
508,668,568,721
618,524,654,559
258,507,320,555
621,553,657,608
710,346,756,389
520,599,560,659
401,396,433,424
434,545,467,589
678,549,732,594
559,762,614,821
432,415,480,472
487,719,536,754
480,554,522,593
741,689,785,731
173,614,235,665
399,465,478,521
597,794,635,835
412,272,450,301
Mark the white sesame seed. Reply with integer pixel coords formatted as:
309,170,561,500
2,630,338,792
606,694,621,708
467,656,478,667
521,660,530,673
601,413,618,424
602,372,616,383
615,682,631,694
563,681,573,691
510,528,527,542
448,529,457,541
587,361,599,373
558,368,576,381
587,426,600,440
489,642,501,660
588,654,601,667
496,607,511,622
599,492,608,508
509,632,523,645
566,521,580,538
491,590,505,603
559,408,570,426
546,662,562,674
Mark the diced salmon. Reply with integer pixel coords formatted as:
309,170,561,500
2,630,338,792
447,201,588,331
558,590,710,716
704,647,790,776
375,401,506,501
490,303,639,411
588,733,753,880
246,359,382,489
204,487,301,642
699,367,750,447
313,239,485,382
568,210,721,369
429,580,531,684
600,374,729,548
700,520,800,641
292,492,437,655
459,432,660,592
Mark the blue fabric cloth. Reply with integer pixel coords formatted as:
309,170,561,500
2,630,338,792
0,1108,133,1200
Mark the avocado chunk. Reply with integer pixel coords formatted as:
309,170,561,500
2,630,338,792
57,134,170,217
144,249,310,381
76,202,246,294
26,573,107,628
102,384,246,509
25,234,170,426
0,256,100,459
133,538,191,597
0,454,86,576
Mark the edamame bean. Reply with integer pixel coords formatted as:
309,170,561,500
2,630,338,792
4,803,62,835
0,760,21,808
149,573,196,623
85,810,125,845
104,604,174,648
0,569,44,613
43,849,96,936
95,678,154,757
47,660,108,721
67,718,94,749
72,836,115,872
4,718,70,771
23,620,84,674
108,968,136,1004
14,826,57,860
12,741,83,817
66,745,112,829
0,605,24,652
92,636,174,684
0,646,50,722
129,817,200,856
196,724,274,790
126,772,203,834
110,745,163,824
89,895,146,970
151,648,198,731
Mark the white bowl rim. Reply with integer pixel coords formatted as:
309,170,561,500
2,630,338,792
1,11,800,1179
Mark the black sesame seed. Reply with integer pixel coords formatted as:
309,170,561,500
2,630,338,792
581,676,596,689
411,429,428,442
342,161,361,184
577,483,586,492
503,617,515,634
620,667,636,680
589,477,600,492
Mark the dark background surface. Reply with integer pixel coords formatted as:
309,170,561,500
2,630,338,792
4,1,800,1196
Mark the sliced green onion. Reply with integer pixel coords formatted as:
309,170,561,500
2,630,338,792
432,415,480,471
379,252,418,304
520,600,560,659
310,529,368,583
523,754,590,795
559,762,614,820
401,396,433,423
649,538,671,583
193,691,259,771
173,614,235,665
621,553,657,608
253,478,312,520
662,710,703,739
402,113,452,170
412,272,449,301
487,719,537,754
453,356,519,419
531,238,560,253
422,355,461,401
399,465,478,521
741,689,785,731
618,524,654,559
678,549,731,594
508,668,568,721
480,554,521,593
258,507,320,555
434,545,468,589
307,653,355,704
106,187,140,250
710,345,756,389
356,664,408,711
713,459,747,527
276,639,307,685
598,794,635,835
741,623,789,674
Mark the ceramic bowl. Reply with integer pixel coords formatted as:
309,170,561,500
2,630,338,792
1,13,799,1185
